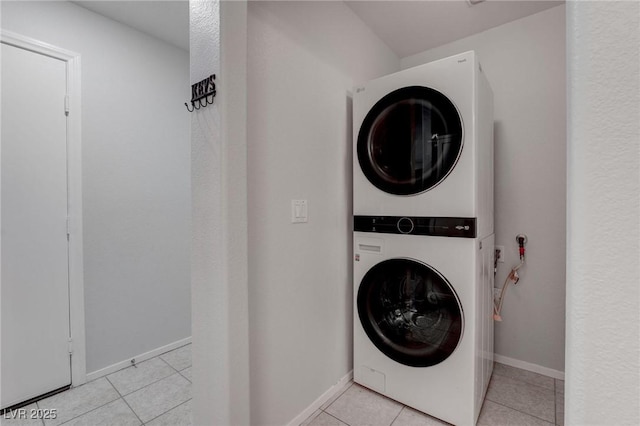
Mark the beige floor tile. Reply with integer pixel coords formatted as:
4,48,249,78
320,381,353,411
145,400,192,426
486,374,555,422
124,374,191,423
107,358,175,395
160,345,191,371
300,409,322,426
493,363,555,390
58,399,140,426
324,384,403,426
179,367,192,383
391,406,450,426
478,400,554,426
306,412,348,426
39,379,119,426
555,388,564,426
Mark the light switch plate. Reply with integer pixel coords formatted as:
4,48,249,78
291,199,308,223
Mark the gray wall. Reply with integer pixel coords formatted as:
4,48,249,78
190,0,251,424
246,2,399,424
2,1,191,374
402,5,567,374
566,1,640,423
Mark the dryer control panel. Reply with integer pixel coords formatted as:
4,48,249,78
354,215,476,238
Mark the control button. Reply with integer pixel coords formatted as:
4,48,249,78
397,217,414,234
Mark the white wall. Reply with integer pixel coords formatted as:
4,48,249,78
566,1,640,424
246,2,398,424
1,1,191,374
190,0,251,424
402,5,566,373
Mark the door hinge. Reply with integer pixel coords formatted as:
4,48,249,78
64,94,70,116
67,216,71,239
68,338,73,354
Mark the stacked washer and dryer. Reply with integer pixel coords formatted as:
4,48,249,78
352,51,494,425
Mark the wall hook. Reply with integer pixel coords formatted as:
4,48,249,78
185,74,216,112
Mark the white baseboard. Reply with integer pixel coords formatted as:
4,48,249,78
287,370,353,426
494,353,565,380
85,336,192,382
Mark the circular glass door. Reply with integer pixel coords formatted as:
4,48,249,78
357,258,463,367
357,86,463,195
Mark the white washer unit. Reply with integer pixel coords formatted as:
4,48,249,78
353,231,495,425
353,51,494,239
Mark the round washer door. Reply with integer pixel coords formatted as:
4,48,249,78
357,86,463,195
357,258,463,367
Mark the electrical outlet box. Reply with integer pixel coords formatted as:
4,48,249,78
495,245,505,263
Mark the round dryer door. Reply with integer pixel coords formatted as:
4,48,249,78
357,86,463,195
357,258,463,367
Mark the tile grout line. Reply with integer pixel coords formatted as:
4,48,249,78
155,344,191,361
103,353,191,424
49,380,120,426
300,409,322,425
553,378,557,425
35,400,45,426
486,372,556,422
105,376,145,426
389,405,405,426
307,370,556,426
156,352,193,381
108,369,192,423
157,347,191,373
113,363,188,398
314,382,354,426
555,379,565,426
141,397,192,425
485,398,555,424
177,369,192,383
149,353,193,385
23,349,191,426
84,344,190,386
107,357,191,424
119,396,145,426
322,410,352,426
321,381,354,412
491,370,556,392
157,354,181,374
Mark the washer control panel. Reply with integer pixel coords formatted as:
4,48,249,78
354,215,476,238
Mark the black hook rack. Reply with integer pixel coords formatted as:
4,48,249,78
185,74,216,112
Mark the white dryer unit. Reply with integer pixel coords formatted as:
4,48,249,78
353,230,494,425
353,51,494,238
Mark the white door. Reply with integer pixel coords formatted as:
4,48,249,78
1,42,72,408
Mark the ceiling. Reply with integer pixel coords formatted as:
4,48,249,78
346,0,564,58
72,1,189,51
71,1,562,58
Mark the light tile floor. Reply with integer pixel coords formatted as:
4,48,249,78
3,349,565,426
302,363,565,426
1,344,192,426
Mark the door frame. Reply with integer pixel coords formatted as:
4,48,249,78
1,30,86,386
